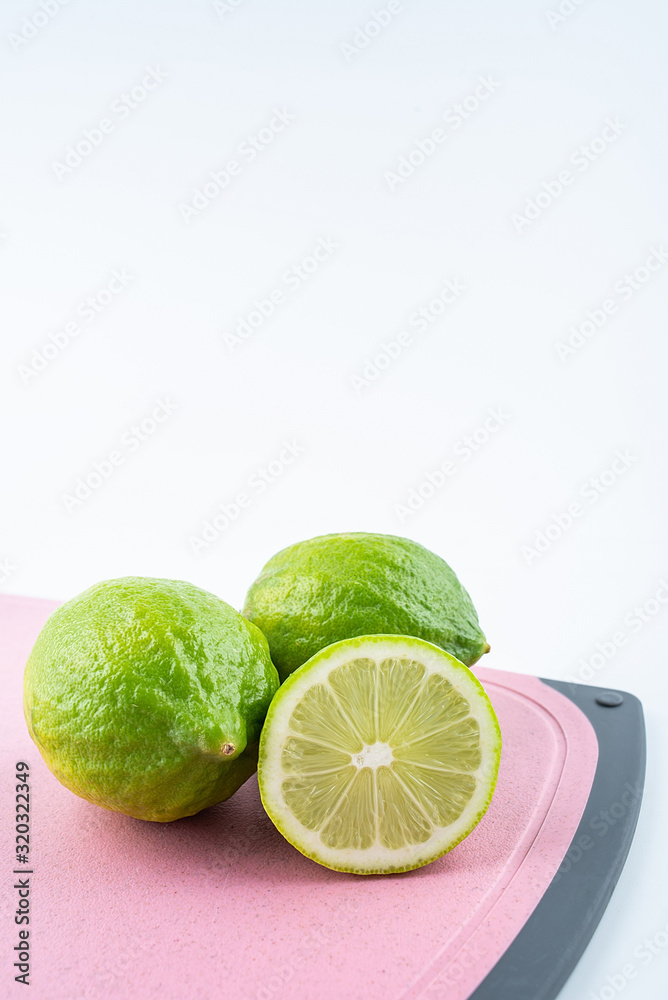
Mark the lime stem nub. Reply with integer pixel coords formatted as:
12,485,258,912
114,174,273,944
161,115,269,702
221,743,236,756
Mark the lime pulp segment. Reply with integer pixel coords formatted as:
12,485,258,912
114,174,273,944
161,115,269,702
258,636,501,874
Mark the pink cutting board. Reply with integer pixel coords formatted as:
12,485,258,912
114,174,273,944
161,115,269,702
0,596,598,1000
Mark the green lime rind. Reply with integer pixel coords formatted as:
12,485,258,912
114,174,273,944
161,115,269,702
258,634,502,875
24,577,279,822
243,532,489,682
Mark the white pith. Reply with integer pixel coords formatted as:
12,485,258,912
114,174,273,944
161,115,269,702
351,742,394,769
259,636,501,873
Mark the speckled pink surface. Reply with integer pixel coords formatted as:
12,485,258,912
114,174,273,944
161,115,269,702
1,596,599,1000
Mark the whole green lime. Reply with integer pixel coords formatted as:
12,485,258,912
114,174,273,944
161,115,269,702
242,533,489,682
24,577,279,821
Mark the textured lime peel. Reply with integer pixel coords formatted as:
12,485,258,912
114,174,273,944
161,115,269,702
258,635,501,874
24,577,279,822
243,532,489,681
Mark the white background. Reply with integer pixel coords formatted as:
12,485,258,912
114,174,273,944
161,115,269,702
1,1,667,996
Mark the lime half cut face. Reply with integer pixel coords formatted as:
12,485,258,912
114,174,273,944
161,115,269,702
258,635,501,874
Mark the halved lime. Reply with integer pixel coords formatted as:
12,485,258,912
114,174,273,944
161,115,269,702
258,634,501,874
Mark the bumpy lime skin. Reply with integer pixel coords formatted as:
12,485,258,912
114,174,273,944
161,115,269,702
242,532,489,682
23,577,279,822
